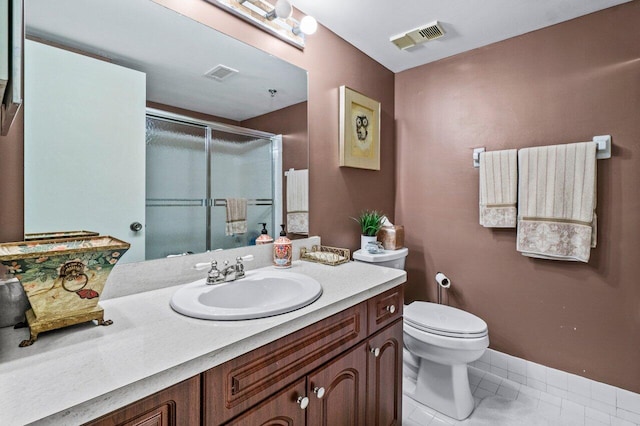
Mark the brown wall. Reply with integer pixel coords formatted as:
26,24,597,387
153,0,396,251
242,102,309,173
395,2,640,393
0,108,24,242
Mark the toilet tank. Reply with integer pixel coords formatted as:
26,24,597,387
353,247,409,270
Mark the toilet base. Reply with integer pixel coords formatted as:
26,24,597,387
410,357,475,420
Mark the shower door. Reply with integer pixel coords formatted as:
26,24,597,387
145,113,281,260
145,117,208,259
210,131,276,249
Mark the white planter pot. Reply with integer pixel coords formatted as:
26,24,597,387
361,235,377,251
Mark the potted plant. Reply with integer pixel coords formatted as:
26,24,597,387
353,210,384,251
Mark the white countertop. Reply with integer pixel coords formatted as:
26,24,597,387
0,260,406,425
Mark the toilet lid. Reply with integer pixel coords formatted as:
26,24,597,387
404,302,488,338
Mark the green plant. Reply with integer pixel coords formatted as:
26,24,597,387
352,210,384,236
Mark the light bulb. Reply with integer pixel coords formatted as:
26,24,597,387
299,16,317,35
274,0,293,19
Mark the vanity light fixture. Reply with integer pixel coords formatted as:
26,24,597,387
293,15,318,36
206,0,317,49
266,0,293,20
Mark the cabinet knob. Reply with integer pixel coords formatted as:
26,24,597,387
313,386,325,399
386,305,396,314
370,347,381,357
296,396,309,409
130,222,143,232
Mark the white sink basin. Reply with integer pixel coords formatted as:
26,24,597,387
170,268,322,320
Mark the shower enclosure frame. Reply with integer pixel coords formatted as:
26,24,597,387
145,107,282,255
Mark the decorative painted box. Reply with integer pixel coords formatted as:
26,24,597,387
0,235,129,346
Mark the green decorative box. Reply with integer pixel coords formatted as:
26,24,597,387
0,235,129,346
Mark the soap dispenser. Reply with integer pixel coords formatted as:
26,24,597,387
273,224,292,268
256,223,273,245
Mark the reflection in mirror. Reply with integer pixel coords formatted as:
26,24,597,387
23,0,308,263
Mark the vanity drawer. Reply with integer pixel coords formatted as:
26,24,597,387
202,301,368,425
368,285,404,334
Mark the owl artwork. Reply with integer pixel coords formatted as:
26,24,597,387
351,108,373,157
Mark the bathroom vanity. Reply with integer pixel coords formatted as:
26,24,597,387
0,246,406,425
88,285,403,425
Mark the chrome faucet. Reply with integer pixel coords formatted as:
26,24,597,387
206,257,247,285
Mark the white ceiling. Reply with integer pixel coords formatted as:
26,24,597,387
294,0,632,73
25,0,308,122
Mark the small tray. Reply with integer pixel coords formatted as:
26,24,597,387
300,245,350,266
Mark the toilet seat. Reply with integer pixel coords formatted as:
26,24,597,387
404,302,488,339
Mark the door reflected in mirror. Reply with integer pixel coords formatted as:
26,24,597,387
23,0,308,263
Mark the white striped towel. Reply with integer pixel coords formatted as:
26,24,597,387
479,149,518,228
286,169,309,235
516,141,597,262
225,198,247,236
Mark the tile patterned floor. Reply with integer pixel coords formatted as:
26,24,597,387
402,366,639,426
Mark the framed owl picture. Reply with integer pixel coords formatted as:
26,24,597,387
339,86,381,170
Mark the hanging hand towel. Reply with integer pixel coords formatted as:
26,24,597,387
479,149,518,228
517,141,597,262
225,198,247,236
286,169,309,235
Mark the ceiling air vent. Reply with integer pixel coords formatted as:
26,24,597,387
203,64,239,81
390,21,445,50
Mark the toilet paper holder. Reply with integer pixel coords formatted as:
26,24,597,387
435,272,450,304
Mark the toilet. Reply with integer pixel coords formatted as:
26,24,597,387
353,247,489,421
403,301,489,420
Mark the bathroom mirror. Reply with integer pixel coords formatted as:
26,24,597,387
23,0,308,263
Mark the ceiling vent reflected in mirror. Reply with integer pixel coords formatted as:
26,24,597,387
204,64,239,82
390,21,445,50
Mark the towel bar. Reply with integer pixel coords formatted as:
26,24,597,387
472,135,611,168
213,198,273,206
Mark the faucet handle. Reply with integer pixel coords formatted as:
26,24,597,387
194,260,219,270
206,260,222,284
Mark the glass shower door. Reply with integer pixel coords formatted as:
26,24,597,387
210,131,274,249
145,117,208,259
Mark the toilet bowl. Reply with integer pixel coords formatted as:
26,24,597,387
403,301,489,420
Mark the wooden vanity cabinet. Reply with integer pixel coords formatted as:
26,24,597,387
225,342,370,426
83,376,200,426
85,285,403,426
218,321,403,426
205,285,404,426
203,300,369,424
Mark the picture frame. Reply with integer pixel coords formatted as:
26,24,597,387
339,85,380,170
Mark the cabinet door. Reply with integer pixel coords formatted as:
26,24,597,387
83,377,200,426
306,341,367,426
366,321,403,426
225,378,307,426
203,302,367,425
